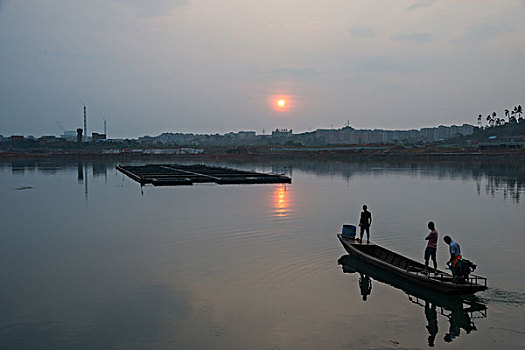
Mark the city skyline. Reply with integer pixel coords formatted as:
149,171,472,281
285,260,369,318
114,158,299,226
1,1,524,138
1,119,475,140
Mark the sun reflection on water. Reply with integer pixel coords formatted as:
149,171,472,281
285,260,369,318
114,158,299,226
273,184,290,217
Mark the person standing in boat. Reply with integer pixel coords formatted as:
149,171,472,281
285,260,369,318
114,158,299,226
424,221,438,274
359,205,372,244
444,235,462,269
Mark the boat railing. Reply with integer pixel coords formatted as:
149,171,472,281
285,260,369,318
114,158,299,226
408,296,457,317
407,266,449,280
471,309,488,319
407,265,487,287
440,307,487,321
408,296,488,320
466,275,487,287
407,295,425,307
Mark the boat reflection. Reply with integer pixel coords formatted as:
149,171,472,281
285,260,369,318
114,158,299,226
338,254,487,346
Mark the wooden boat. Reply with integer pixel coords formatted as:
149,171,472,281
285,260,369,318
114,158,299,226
337,234,487,295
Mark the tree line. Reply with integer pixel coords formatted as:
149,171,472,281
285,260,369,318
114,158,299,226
477,105,523,128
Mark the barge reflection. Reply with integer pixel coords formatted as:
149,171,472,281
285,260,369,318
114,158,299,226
338,254,487,346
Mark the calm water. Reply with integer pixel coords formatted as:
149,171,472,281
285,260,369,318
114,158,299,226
1,159,524,349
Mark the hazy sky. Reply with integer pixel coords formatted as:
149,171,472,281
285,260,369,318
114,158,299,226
1,0,524,138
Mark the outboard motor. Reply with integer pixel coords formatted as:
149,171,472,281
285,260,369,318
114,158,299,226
452,259,477,283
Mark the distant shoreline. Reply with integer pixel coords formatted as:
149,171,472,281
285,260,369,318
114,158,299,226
1,148,524,161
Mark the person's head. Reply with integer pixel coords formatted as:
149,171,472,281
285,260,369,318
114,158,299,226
443,235,452,244
363,205,368,211
428,221,435,230
428,335,436,347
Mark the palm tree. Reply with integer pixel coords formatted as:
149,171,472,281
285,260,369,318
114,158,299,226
505,109,510,122
477,114,482,127
517,105,523,121
486,114,492,127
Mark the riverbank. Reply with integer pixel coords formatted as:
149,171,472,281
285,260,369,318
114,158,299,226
1,146,524,161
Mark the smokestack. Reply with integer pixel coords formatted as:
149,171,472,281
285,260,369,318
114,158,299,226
77,128,83,143
83,105,87,142
104,119,107,136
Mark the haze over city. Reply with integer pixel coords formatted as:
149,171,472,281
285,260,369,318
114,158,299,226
1,0,524,138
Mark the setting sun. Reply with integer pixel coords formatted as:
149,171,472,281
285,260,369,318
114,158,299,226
270,94,293,112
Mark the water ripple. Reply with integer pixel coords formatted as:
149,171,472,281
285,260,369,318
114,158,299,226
478,288,525,306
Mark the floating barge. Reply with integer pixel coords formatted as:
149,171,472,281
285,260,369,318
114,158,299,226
116,164,291,186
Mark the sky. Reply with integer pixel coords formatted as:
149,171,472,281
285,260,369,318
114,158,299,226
1,0,524,138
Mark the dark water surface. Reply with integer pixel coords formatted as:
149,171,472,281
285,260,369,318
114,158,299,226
1,159,524,349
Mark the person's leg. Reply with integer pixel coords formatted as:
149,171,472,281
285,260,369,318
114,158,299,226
424,247,430,272
360,226,364,242
432,256,438,273
366,227,370,243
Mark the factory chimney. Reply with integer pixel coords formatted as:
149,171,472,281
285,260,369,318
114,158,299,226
104,119,107,136
83,105,87,142
77,128,83,143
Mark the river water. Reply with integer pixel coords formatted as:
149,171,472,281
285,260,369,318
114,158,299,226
1,158,524,349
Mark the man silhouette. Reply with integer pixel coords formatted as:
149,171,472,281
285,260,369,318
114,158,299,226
359,205,372,244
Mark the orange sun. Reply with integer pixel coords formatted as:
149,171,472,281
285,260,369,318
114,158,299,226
271,94,293,112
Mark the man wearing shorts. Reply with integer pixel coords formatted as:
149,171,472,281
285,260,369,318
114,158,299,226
424,221,438,273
